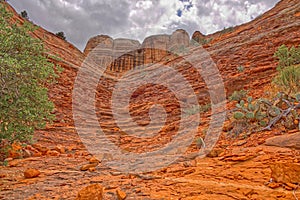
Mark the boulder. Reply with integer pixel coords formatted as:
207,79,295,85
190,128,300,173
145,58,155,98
116,189,127,200
76,184,103,200
80,162,99,171
24,168,40,179
264,133,300,149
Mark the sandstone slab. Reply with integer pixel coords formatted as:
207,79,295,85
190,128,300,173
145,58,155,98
116,189,127,200
265,133,300,149
76,184,103,200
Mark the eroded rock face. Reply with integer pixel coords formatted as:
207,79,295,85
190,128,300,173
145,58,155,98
142,34,171,65
77,0,300,156
191,31,206,43
170,29,190,48
270,163,300,184
4,0,300,130
84,35,113,55
83,29,191,73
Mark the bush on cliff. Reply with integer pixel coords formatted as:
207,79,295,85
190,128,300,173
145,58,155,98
0,3,59,144
273,45,300,95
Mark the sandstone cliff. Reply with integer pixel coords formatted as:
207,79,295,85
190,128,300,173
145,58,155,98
2,0,299,132
1,0,300,199
84,29,190,73
75,0,300,157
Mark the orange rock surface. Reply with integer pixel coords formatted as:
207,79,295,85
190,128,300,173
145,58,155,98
0,0,300,199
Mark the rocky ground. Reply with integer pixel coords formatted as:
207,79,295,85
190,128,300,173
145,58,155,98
0,128,299,199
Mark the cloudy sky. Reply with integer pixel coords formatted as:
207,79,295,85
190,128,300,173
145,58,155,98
8,0,279,51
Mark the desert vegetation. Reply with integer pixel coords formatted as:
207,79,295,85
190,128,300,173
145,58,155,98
228,45,300,136
55,31,67,40
0,4,60,151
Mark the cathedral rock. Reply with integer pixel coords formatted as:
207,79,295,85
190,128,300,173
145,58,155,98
83,29,191,73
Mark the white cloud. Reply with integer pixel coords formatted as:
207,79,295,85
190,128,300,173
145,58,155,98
8,0,279,51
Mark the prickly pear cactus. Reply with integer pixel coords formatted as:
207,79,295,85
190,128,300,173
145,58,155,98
230,92,300,135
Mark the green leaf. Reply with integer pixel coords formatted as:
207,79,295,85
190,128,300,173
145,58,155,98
233,112,245,120
247,96,253,103
246,112,255,119
240,100,245,107
296,93,300,102
259,120,267,127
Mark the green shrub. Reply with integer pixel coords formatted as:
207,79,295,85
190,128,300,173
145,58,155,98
195,137,205,148
229,90,248,102
55,31,66,40
2,160,8,166
198,38,212,45
184,103,211,116
220,26,234,34
0,3,59,143
273,45,300,95
199,103,211,113
274,45,300,69
237,65,245,73
273,65,300,95
20,10,28,19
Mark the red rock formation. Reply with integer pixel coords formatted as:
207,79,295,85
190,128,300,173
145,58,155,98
1,0,300,199
84,35,113,56
84,29,190,73
194,0,300,95
80,0,300,156
1,0,299,138
191,31,206,43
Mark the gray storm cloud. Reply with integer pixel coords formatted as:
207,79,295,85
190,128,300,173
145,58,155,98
8,0,279,51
